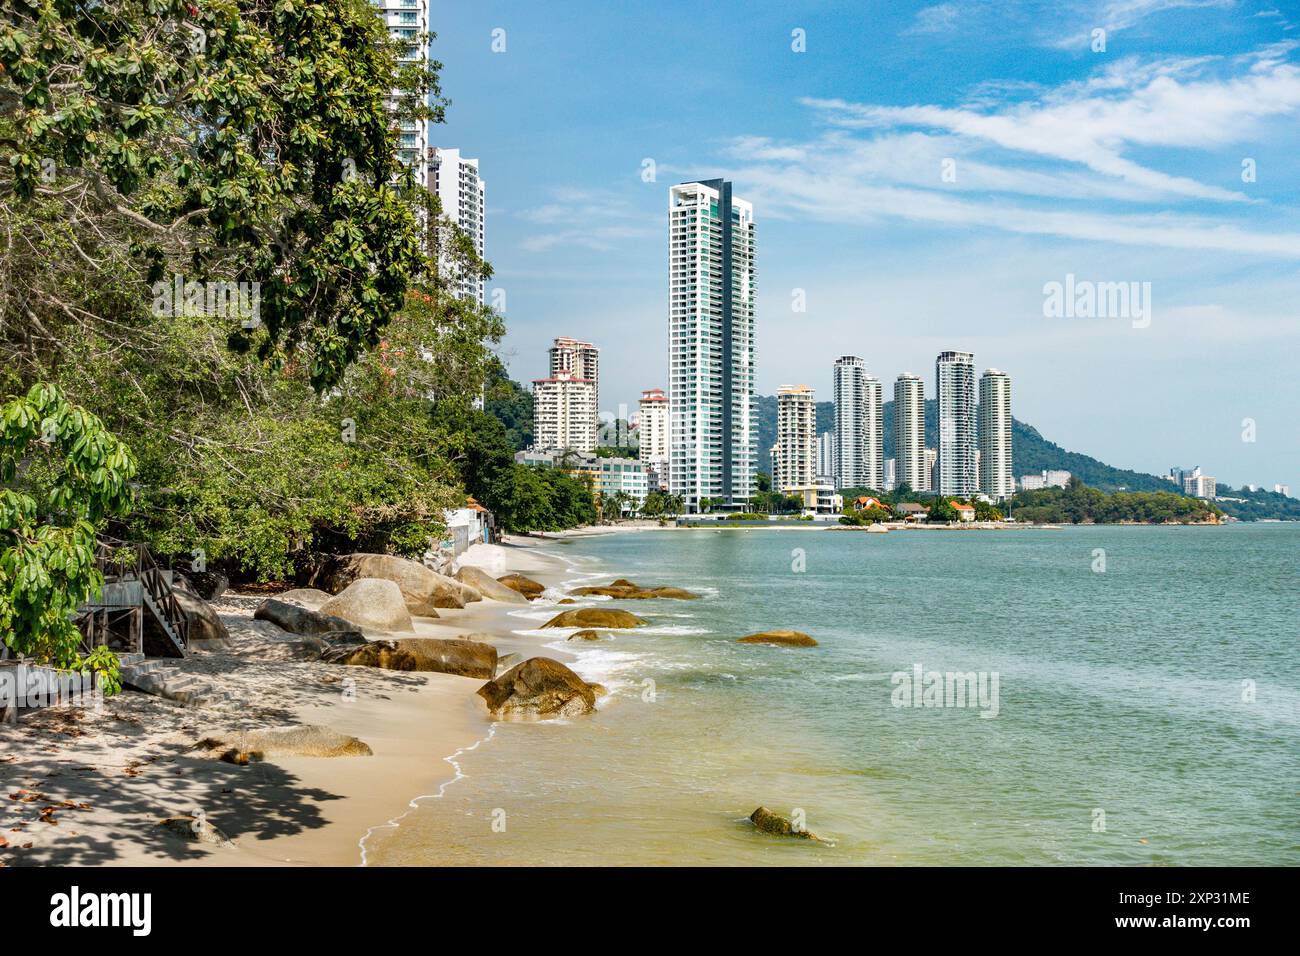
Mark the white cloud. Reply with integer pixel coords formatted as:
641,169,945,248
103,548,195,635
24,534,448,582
1053,0,1237,49
906,3,961,35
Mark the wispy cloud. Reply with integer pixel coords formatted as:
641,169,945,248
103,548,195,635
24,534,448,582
1052,0,1237,48
906,3,961,35
721,47,1300,257
517,187,657,253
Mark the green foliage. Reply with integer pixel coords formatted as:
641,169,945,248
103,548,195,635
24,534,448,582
593,445,638,459
0,384,133,690
1008,477,1221,524
3,0,448,392
484,362,534,452
840,506,893,526
928,497,959,522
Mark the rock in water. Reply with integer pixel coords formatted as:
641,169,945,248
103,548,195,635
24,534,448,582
317,553,480,613
749,806,819,840
567,629,606,641
477,657,601,718
541,608,648,629
324,638,497,679
172,589,230,646
194,726,373,764
569,579,700,600
737,630,818,647
454,566,529,604
255,598,362,635
496,573,546,600
319,578,415,633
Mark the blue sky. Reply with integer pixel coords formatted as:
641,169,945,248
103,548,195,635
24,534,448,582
430,0,1300,490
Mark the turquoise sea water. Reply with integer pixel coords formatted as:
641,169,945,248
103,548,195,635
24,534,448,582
371,524,1299,866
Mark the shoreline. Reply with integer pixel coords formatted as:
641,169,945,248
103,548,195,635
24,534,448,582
0,535,581,868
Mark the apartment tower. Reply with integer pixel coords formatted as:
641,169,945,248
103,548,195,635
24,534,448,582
773,385,817,494
668,180,756,512
978,369,1014,499
429,148,486,306
894,373,926,492
935,351,977,496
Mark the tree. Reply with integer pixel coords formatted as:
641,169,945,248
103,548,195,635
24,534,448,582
929,497,958,523
1,384,135,692
3,0,451,393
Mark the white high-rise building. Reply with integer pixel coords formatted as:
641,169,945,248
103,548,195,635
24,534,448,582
832,356,865,488
531,371,596,454
376,2,431,182
550,337,600,413
430,147,486,306
935,350,977,496
816,430,835,481
978,369,1014,500
884,458,897,492
894,373,926,493
639,388,669,489
924,447,937,493
1273,483,1291,497
864,375,884,490
668,180,756,512
773,385,817,494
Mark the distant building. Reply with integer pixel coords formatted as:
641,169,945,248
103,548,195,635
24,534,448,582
773,385,817,494
924,447,937,493
884,457,897,492
1183,467,1216,499
429,147,485,306
790,483,842,515
1019,474,1046,491
978,369,1014,500
935,350,977,496
550,337,600,412
638,388,669,490
1044,470,1071,487
893,373,926,492
1274,483,1291,497
816,430,836,483
896,502,928,521
531,371,597,453
952,502,976,522
1019,470,1071,491
832,356,883,489
592,456,648,510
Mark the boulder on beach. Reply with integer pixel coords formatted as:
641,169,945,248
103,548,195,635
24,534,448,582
477,657,601,719
297,630,368,657
541,608,648,630
567,629,606,642
317,553,480,613
319,578,415,633
255,598,359,636
749,806,820,841
274,587,332,611
495,653,521,675
322,638,498,678
172,589,230,647
158,815,235,847
194,725,373,765
570,579,700,600
496,573,546,600
454,566,529,604
737,630,818,647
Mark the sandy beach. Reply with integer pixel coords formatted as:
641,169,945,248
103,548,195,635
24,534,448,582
0,535,579,867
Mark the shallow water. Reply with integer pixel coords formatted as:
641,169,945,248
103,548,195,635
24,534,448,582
367,524,1300,865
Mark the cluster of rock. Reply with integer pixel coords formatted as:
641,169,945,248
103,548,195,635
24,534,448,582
569,578,700,601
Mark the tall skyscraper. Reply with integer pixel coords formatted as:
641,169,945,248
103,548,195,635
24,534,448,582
924,447,937,493
376,2,431,182
429,147,486,306
935,351,977,496
816,430,835,480
531,371,597,453
894,373,926,493
864,374,884,490
773,385,817,493
638,388,669,489
550,337,600,413
668,180,756,512
978,369,1014,499
833,356,865,488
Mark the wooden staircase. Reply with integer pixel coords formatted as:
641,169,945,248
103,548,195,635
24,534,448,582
76,538,188,659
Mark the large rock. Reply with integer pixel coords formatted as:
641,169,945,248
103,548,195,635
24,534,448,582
195,725,373,765
570,579,700,600
749,806,820,840
274,588,332,611
317,553,479,613
477,657,601,719
187,571,229,601
567,629,606,641
172,589,230,646
254,598,356,635
324,638,497,679
736,630,818,647
158,815,235,847
541,608,648,630
454,565,529,604
496,573,546,600
319,579,415,633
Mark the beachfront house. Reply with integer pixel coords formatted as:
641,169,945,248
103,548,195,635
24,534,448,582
953,502,976,522
895,502,927,522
